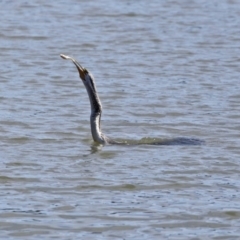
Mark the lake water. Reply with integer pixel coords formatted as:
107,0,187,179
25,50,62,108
1,0,240,239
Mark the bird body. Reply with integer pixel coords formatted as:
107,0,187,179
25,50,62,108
60,54,203,146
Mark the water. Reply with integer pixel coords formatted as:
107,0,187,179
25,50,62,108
1,0,240,239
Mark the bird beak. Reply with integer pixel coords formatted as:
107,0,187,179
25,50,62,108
60,54,85,80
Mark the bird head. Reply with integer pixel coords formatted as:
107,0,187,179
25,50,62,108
60,54,97,94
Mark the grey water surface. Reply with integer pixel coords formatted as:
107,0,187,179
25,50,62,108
1,0,240,239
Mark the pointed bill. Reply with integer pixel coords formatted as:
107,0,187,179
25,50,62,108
60,54,85,80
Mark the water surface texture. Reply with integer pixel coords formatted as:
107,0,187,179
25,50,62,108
1,0,240,239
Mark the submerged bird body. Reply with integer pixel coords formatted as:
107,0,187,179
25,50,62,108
60,54,203,146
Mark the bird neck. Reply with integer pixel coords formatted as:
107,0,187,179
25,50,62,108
85,84,108,144
90,112,106,144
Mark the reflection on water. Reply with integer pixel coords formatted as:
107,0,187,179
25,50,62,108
1,0,240,239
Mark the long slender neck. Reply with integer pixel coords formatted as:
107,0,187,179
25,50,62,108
84,79,108,144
